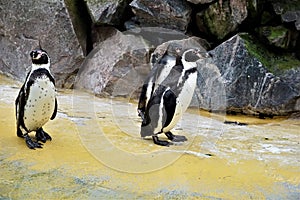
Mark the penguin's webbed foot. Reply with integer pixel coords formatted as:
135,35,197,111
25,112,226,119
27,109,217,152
36,128,52,143
25,134,43,149
152,135,172,146
165,132,187,142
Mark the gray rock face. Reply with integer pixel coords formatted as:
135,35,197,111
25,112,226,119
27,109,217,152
130,0,192,32
75,33,211,99
257,26,298,50
85,0,130,25
75,30,150,97
124,27,189,47
206,34,300,115
91,26,119,48
0,0,84,88
272,1,300,30
196,0,248,40
186,0,213,4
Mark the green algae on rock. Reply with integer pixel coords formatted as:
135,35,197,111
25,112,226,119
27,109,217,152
240,33,300,74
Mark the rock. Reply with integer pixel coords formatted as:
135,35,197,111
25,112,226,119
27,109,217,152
194,61,227,111
272,1,300,30
125,27,190,48
257,25,298,49
196,0,248,40
129,0,192,32
75,30,151,97
75,33,210,99
65,0,93,55
186,0,214,4
85,0,130,26
91,26,119,48
0,0,84,88
207,33,300,115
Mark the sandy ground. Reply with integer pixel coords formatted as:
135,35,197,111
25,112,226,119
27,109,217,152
0,74,299,199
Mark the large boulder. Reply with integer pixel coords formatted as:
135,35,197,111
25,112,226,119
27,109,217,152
186,0,214,4
85,0,130,26
129,0,192,32
256,25,298,50
75,30,151,97
124,27,189,47
76,27,210,98
253,1,300,53
207,33,300,116
196,0,248,40
0,0,85,88
272,1,300,31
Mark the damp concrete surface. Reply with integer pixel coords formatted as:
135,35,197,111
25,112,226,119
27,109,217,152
0,75,299,199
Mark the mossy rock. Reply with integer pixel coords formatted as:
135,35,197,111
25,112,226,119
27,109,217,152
240,33,300,75
257,26,290,49
203,1,237,40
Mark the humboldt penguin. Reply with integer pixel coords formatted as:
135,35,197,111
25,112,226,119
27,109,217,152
15,48,57,149
137,50,177,120
139,48,210,146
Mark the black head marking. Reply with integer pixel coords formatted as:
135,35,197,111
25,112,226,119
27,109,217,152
30,49,49,64
183,49,210,62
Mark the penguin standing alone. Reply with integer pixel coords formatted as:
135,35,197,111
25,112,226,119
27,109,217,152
138,48,210,146
15,48,57,149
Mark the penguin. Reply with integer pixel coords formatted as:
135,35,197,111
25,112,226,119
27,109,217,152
139,48,210,146
15,48,57,149
137,46,180,120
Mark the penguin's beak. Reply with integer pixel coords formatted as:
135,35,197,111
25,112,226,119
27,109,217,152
196,50,211,59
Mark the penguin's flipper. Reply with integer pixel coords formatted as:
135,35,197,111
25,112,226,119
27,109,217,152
15,82,27,138
50,98,57,120
36,127,52,143
24,134,43,149
152,135,172,146
165,132,187,142
137,83,148,117
162,89,176,128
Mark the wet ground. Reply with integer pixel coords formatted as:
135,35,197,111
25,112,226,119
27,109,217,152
0,74,299,199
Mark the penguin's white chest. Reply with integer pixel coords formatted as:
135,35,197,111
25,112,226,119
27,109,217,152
24,76,55,131
177,72,197,112
163,71,197,132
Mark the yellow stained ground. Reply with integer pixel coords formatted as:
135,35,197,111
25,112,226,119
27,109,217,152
0,74,299,199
